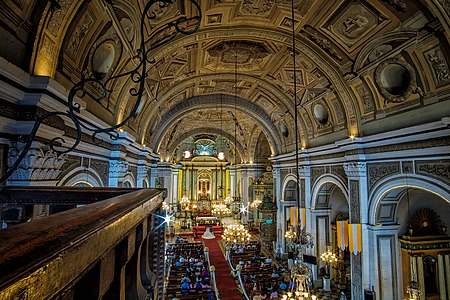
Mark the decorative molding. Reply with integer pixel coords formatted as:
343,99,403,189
356,83,375,113
7,146,67,181
425,46,450,87
239,0,290,15
58,155,82,182
109,160,129,179
311,166,326,187
66,9,95,59
298,166,310,177
331,165,348,184
375,58,417,104
415,160,450,184
90,158,109,186
306,32,343,61
437,0,450,18
207,40,270,65
368,162,400,189
383,0,407,11
351,252,363,299
47,0,75,37
402,161,413,173
344,162,367,178
350,180,360,223
130,165,138,181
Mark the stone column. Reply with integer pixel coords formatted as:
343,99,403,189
273,167,283,253
137,163,149,188
344,162,368,300
149,161,158,188
299,166,312,255
416,255,425,299
171,164,181,209
109,160,128,187
445,254,450,298
156,162,174,206
438,254,447,300
230,166,236,199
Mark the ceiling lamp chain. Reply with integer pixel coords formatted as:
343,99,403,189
285,1,316,299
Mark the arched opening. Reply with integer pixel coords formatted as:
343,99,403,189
313,181,350,294
374,186,450,299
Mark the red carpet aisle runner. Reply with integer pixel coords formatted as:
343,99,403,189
201,238,242,300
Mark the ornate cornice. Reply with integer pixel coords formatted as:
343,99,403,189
7,146,67,181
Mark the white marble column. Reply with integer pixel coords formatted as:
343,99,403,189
344,162,368,299
438,254,447,300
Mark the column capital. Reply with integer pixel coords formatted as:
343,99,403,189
109,160,129,179
298,166,310,177
344,162,367,178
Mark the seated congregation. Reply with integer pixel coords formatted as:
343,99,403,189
165,237,215,299
229,242,288,299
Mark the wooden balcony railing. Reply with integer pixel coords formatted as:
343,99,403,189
0,186,167,300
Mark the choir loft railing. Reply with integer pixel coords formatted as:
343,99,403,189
0,187,167,300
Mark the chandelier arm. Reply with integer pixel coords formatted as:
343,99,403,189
0,0,202,183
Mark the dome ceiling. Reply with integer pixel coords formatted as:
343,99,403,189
23,0,446,162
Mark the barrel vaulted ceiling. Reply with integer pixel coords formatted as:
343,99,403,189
3,0,450,163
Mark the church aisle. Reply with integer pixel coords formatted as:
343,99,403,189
202,238,242,300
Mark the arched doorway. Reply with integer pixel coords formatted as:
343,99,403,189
312,180,350,293
372,184,450,300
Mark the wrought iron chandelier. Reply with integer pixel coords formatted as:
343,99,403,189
0,0,202,183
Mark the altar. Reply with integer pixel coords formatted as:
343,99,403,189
194,216,223,237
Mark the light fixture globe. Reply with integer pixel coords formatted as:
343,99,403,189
218,151,225,160
183,150,191,159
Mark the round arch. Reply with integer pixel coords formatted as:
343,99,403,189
369,174,450,225
139,27,361,138
122,172,136,188
281,174,298,202
310,175,349,209
151,94,283,155
167,126,246,162
58,166,103,187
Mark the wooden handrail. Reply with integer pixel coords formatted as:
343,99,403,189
0,186,167,204
0,187,166,299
